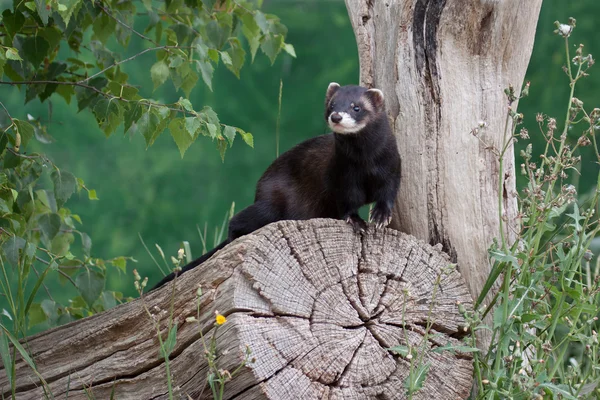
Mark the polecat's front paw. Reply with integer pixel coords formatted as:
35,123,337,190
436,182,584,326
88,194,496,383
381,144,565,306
370,205,392,229
344,214,367,233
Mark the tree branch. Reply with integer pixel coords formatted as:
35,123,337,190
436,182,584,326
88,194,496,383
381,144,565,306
97,2,163,48
0,80,193,116
77,45,188,84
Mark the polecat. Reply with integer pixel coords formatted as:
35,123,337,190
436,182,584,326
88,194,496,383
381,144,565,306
153,83,401,289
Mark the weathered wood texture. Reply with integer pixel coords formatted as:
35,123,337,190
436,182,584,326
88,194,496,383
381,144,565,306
344,0,542,320
2,219,473,399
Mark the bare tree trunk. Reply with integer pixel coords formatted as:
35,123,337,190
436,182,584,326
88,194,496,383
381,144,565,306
1,220,473,399
344,0,542,330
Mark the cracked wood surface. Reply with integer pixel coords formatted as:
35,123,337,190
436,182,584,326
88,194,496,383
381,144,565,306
1,219,473,399
344,0,542,344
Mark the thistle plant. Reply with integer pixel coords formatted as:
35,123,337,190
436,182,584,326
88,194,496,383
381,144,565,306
465,18,600,399
135,246,184,400
188,287,255,400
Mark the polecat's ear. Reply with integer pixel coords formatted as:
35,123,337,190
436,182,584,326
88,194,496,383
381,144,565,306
325,82,341,105
365,88,385,110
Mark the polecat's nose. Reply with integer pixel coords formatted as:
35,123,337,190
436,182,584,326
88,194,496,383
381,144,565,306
330,113,342,123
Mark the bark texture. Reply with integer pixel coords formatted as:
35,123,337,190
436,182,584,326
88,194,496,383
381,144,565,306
1,219,473,399
344,0,542,313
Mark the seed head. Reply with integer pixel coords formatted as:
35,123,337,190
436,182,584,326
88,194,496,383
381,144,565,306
519,128,529,139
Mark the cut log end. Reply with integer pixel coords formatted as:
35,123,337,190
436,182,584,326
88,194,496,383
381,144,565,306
216,219,474,399
2,219,474,400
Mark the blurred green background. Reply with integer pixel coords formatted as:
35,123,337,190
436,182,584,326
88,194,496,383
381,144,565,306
2,0,599,301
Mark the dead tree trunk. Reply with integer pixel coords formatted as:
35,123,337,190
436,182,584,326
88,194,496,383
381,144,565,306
1,220,473,399
343,0,542,326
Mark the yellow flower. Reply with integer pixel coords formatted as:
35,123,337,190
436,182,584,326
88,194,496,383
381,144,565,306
215,314,227,325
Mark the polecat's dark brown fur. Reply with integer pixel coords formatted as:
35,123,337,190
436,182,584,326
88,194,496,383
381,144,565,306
153,83,401,289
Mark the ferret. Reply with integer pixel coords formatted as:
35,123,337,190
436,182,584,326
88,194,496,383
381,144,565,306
153,83,401,289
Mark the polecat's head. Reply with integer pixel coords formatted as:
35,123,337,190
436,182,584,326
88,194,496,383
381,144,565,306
324,83,385,134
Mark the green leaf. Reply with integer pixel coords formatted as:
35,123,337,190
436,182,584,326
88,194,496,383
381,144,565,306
38,213,61,242
225,39,246,78
51,170,77,207
206,17,231,49
13,120,34,150
76,270,105,308
181,70,198,98
34,0,51,25
254,11,269,33
27,303,47,328
283,43,296,58
88,189,99,200
240,11,260,62
538,383,578,400
201,106,220,135
93,99,123,137
236,128,254,148
111,257,127,273
220,51,232,66
41,299,59,324
432,345,480,354
388,345,410,357
151,61,170,90
193,40,209,59
137,111,159,148
2,235,25,267
39,26,63,51
92,13,117,44
51,232,74,256
196,60,214,91
162,324,178,358
217,137,227,162
168,54,184,68
223,125,236,147
185,117,201,138
261,34,284,65
21,36,50,68
243,29,260,62
207,49,219,63
493,303,505,329
56,85,75,104
124,104,143,134
169,118,194,158
57,0,83,26
207,124,218,139
1,9,25,40
107,81,139,100
100,291,117,310
178,98,193,112
79,232,92,256
405,362,430,393
0,326,13,385
5,48,22,61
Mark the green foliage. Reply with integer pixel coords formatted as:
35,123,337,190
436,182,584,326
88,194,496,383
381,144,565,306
463,20,600,399
0,0,293,317
0,1,291,394
0,133,131,332
0,0,293,159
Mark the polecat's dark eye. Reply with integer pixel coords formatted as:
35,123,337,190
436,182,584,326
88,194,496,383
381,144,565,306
353,106,361,112
329,103,335,110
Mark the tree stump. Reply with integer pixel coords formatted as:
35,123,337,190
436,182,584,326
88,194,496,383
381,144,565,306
2,219,473,399
343,1,542,345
